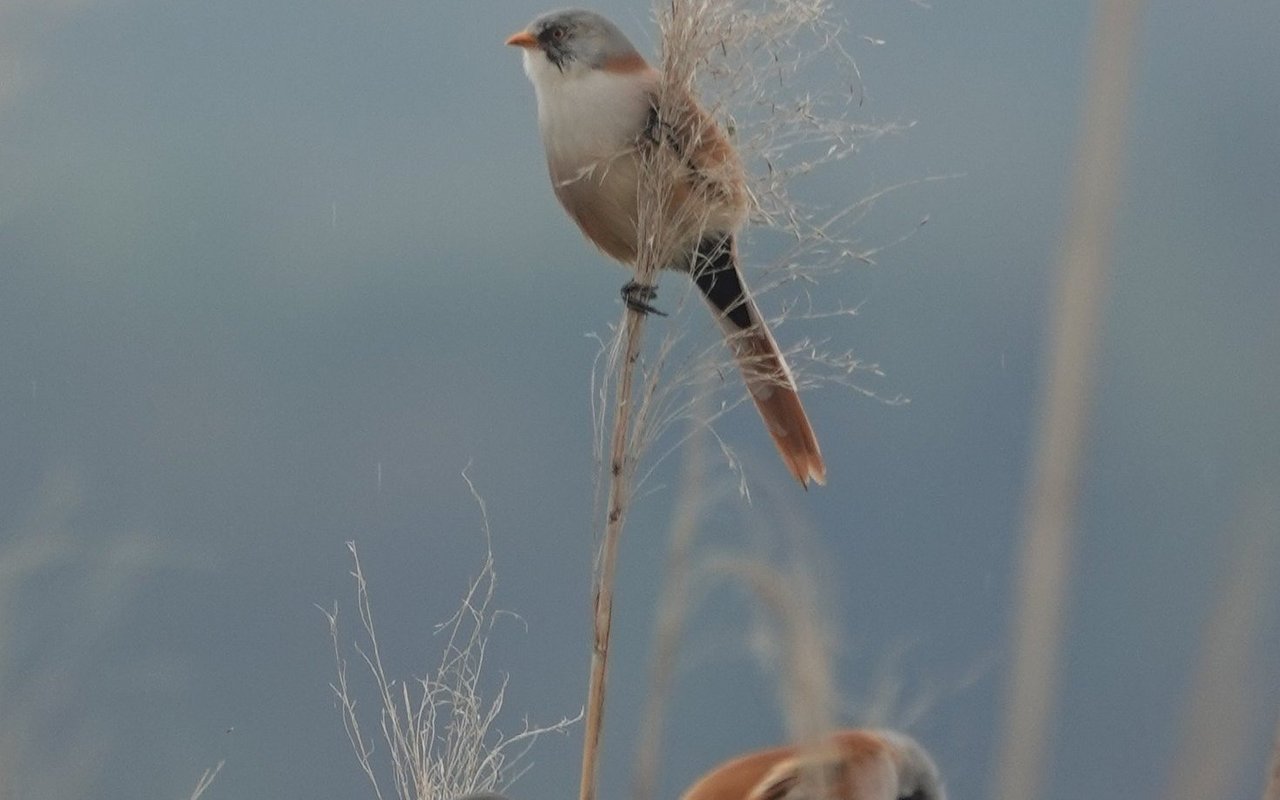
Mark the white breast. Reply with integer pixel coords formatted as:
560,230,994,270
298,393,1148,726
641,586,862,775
523,54,657,263
525,54,652,173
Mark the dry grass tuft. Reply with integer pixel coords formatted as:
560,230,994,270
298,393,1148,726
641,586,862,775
324,477,577,800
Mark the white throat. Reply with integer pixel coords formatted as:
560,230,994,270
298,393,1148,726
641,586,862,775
523,52,653,169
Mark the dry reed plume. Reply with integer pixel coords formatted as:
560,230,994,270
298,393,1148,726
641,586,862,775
583,3,903,800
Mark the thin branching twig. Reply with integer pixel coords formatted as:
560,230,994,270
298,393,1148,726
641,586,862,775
325,476,577,800
188,760,224,800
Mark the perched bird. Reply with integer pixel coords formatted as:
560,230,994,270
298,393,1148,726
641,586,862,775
506,9,826,488
680,729,946,800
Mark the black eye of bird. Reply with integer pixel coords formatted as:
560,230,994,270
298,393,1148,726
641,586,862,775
551,26,566,40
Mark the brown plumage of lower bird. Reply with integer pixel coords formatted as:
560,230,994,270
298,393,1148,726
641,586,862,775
680,729,945,800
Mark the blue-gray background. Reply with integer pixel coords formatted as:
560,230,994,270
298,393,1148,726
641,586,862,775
1,1,1277,798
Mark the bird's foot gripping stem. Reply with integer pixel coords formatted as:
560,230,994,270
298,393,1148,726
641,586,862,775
621,281,667,317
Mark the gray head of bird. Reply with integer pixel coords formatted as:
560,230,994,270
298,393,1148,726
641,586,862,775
506,8,645,80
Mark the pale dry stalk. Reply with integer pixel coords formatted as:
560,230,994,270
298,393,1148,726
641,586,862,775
1164,483,1279,800
993,0,1144,797
581,1,892,797
1265,713,1280,800
712,558,835,744
580,299,654,800
708,556,839,798
579,5,721,800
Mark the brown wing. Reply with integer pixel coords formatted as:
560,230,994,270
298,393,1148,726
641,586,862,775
641,86,749,242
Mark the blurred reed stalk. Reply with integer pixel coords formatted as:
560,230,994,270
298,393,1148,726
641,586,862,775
992,0,1144,797
1164,484,1278,800
630,395,709,800
1265,713,1280,800
705,554,842,800
707,556,837,747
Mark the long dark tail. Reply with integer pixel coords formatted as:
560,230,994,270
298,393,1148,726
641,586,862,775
691,235,826,488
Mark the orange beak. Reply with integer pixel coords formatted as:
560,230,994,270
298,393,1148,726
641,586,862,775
505,30,538,49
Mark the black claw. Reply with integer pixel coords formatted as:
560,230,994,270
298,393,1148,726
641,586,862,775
621,280,668,317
